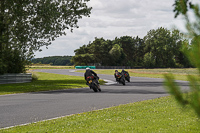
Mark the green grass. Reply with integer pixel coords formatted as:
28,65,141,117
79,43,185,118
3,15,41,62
1,96,199,132
0,72,88,95
76,68,198,81
128,68,198,81
135,68,198,74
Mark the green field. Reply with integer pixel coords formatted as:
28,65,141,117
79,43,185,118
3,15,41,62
0,72,87,95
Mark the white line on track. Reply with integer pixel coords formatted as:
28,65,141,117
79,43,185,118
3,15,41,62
103,79,116,85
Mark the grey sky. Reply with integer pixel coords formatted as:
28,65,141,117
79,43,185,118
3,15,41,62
34,0,186,58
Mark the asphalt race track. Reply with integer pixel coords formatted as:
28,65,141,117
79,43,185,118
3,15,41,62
0,69,189,129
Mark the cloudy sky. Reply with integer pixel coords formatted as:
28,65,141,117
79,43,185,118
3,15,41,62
34,0,187,58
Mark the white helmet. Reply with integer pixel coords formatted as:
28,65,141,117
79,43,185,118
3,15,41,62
86,67,90,70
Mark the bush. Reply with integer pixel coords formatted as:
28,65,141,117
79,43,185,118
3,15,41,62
32,73,38,81
0,48,28,74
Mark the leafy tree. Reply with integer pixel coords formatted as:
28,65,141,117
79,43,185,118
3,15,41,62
72,38,114,66
89,38,111,65
4,48,27,73
144,27,171,67
100,39,113,66
143,52,155,68
165,0,200,117
74,44,89,55
71,54,94,66
113,36,135,66
144,27,186,68
109,44,125,65
111,36,145,66
0,0,92,74
134,36,145,67
171,29,191,67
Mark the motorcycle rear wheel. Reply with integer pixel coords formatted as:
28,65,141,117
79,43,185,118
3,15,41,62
92,83,99,92
93,88,98,92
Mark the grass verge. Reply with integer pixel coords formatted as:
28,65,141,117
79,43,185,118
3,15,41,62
1,96,199,132
76,68,198,81
0,72,90,95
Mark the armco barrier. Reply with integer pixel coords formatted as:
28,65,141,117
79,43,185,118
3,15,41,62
75,66,132,69
0,73,32,84
96,66,132,69
75,66,96,69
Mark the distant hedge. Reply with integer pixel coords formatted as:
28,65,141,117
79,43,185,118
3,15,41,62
31,56,73,66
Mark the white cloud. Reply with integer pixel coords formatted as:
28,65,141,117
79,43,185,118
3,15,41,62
34,0,186,58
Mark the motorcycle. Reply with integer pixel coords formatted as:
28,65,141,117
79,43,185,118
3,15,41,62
115,73,126,85
87,76,101,92
123,72,130,82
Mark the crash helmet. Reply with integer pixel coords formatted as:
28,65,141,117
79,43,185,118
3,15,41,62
86,67,90,70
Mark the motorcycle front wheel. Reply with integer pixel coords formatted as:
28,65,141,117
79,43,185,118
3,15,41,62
122,78,126,85
97,85,101,92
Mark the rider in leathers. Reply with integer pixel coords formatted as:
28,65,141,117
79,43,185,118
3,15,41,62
84,67,99,85
121,69,129,75
114,70,121,82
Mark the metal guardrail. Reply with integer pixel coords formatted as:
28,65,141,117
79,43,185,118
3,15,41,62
0,73,32,84
75,66,132,69
75,66,96,69
96,66,132,69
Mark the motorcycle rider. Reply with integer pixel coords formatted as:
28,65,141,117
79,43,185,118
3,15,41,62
121,69,130,82
84,67,99,86
114,70,120,82
121,69,129,75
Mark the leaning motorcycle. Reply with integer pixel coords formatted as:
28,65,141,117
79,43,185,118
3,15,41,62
116,73,126,85
87,76,101,92
123,72,130,82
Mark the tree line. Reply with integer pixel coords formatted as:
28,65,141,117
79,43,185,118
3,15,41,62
72,27,192,68
31,56,73,66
